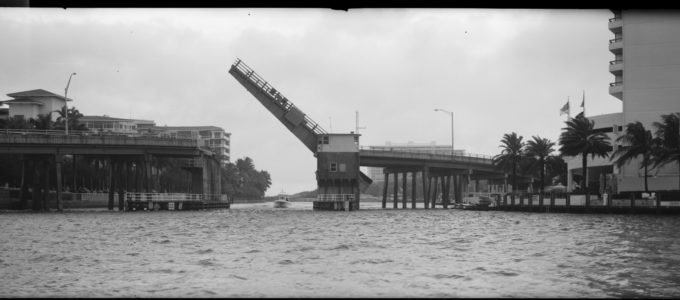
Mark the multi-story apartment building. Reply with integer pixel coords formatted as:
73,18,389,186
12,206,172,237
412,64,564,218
150,126,231,164
566,10,680,193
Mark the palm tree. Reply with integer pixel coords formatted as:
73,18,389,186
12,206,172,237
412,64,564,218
610,121,656,193
525,136,556,194
558,114,612,192
492,132,525,194
54,105,88,131
652,112,680,190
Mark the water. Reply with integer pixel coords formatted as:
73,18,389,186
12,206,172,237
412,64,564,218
2,201,680,298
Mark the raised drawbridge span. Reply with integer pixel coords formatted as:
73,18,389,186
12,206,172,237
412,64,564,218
228,58,518,210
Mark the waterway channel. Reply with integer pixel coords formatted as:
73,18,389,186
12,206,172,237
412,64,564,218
1,201,679,297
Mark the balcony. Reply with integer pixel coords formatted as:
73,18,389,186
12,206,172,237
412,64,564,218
609,38,623,54
609,81,623,100
608,17,622,33
609,59,623,75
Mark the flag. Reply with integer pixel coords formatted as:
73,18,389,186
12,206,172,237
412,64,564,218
560,100,570,116
581,90,586,116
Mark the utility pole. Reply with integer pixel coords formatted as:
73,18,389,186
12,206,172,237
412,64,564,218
64,72,76,135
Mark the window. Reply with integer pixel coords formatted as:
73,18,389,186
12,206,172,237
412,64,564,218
339,163,346,172
322,136,329,144
330,162,338,172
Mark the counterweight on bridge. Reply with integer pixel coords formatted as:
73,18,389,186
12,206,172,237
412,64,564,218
228,58,327,153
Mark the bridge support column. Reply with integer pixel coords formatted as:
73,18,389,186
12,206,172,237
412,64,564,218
382,172,388,209
118,161,126,211
18,155,28,210
144,154,153,193
55,154,63,212
393,172,398,209
41,159,50,211
31,160,40,211
431,175,438,208
443,175,450,209
108,158,115,211
72,154,77,193
422,167,430,209
402,172,407,209
411,172,417,209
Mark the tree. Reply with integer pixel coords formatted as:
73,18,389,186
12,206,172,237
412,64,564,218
492,132,525,194
611,121,656,192
558,114,611,192
652,112,680,190
0,116,32,129
30,113,54,130
525,136,556,194
54,105,87,131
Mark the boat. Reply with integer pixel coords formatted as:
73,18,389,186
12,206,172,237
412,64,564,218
450,193,493,210
273,192,291,208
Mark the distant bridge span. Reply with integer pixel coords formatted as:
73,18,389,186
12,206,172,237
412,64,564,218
0,130,222,211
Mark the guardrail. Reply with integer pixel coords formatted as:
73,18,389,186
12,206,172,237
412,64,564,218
360,148,493,164
125,192,230,202
231,58,327,135
316,194,354,202
0,130,199,147
609,38,622,44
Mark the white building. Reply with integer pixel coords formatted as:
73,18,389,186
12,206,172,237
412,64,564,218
1,89,71,122
566,10,680,193
151,126,231,164
80,115,154,134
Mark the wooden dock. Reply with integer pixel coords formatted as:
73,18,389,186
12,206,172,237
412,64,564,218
462,192,680,214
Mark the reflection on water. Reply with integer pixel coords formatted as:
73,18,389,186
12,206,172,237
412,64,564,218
2,202,680,297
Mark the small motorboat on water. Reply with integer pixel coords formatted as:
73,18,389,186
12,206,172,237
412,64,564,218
273,193,291,208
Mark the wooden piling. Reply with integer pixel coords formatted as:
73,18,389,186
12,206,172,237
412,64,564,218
402,172,407,209
19,156,27,210
431,175,438,208
55,155,63,212
411,171,416,209
382,172,388,209
423,167,430,209
630,192,635,208
393,172,398,209
108,158,115,211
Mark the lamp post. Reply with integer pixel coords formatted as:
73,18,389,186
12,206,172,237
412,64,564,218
64,72,76,135
434,108,454,156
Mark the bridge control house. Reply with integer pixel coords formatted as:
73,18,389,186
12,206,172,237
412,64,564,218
314,133,363,211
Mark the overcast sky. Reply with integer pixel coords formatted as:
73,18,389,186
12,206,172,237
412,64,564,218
0,8,621,196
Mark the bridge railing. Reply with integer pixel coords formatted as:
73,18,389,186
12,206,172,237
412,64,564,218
0,129,199,147
359,147,493,164
125,192,231,203
316,194,355,202
231,58,327,135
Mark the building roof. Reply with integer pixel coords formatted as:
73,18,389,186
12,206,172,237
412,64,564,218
81,115,155,124
0,97,45,106
6,89,72,101
154,125,229,133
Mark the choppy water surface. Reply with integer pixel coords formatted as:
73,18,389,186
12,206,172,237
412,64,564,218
2,202,680,298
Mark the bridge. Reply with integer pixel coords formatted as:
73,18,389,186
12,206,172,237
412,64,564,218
228,58,520,210
0,129,223,211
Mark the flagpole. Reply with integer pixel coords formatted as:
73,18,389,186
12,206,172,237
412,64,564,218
582,90,586,116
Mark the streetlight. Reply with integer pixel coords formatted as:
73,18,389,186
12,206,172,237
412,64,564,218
434,108,454,156
64,72,76,135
